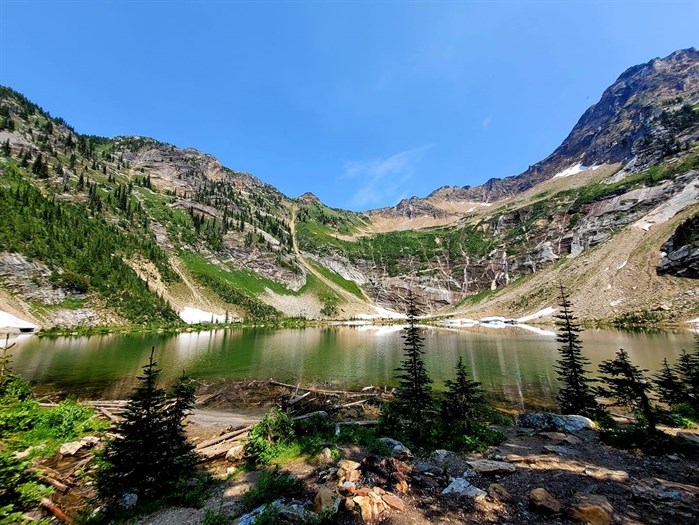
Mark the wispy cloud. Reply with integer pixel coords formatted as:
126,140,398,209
482,116,492,128
343,144,434,209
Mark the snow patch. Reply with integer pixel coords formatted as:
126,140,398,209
355,306,406,320
179,307,227,325
553,163,599,179
616,260,627,270
0,310,37,331
437,318,478,327
610,299,623,307
687,318,699,324
516,307,556,323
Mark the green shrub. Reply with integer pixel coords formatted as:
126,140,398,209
244,408,295,466
0,451,52,523
240,469,299,513
600,425,695,455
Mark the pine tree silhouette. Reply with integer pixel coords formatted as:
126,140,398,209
553,284,599,417
393,291,433,444
441,356,488,435
598,349,657,433
98,348,198,503
653,358,684,407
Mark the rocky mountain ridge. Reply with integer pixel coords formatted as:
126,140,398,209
0,49,697,330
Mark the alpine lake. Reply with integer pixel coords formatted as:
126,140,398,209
8,323,697,411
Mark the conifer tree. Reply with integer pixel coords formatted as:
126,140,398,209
393,292,433,444
653,358,684,407
598,349,657,433
674,343,699,412
441,356,488,435
554,284,599,417
162,373,199,482
98,349,198,504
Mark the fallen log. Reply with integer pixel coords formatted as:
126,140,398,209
292,410,329,421
268,380,373,398
97,406,122,423
198,437,247,460
195,426,253,450
40,497,72,524
336,420,378,426
287,391,311,405
40,475,70,494
340,397,376,408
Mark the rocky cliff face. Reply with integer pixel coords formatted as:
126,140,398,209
0,49,698,327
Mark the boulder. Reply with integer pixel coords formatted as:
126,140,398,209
430,449,451,464
225,444,245,462
488,483,512,502
583,467,629,482
119,492,138,510
320,447,334,463
313,486,335,512
339,481,356,496
543,445,575,456
379,437,413,461
466,459,516,475
353,493,387,521
381,492,403,511
517,413,595,432
80,435,100,447
441,478,487,500
59,441,85,456
337,459,362,483
528,488,561,514
570,493,613,525
631,478,698,504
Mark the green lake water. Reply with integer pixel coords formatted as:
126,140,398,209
8,325,697,410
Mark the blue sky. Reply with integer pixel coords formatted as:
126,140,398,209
1,1,697,211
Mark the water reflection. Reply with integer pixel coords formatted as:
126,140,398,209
8,325,695,409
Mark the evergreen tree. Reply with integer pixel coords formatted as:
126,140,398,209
441,356,488,435
1,139,9,156
553,284,599,417
653,358,685,407
162,373,199,482
98,349,198,504
674,343,699,412
392,292,433,444
598,349,657,433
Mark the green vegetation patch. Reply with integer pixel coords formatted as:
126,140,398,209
0,164,178,324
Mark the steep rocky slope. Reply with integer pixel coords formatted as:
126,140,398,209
0,48,697,329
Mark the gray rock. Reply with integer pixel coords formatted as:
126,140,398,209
379,437,414,460
119,492,138,510
225,444,245,462
517,413,596,432
441,478,487,500
59,441,85,456
466,459,516,475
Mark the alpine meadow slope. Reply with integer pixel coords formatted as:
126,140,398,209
0,48,697,330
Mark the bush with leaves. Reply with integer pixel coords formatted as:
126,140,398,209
243,408,296,466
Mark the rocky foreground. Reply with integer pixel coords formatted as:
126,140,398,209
116,413,698,525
